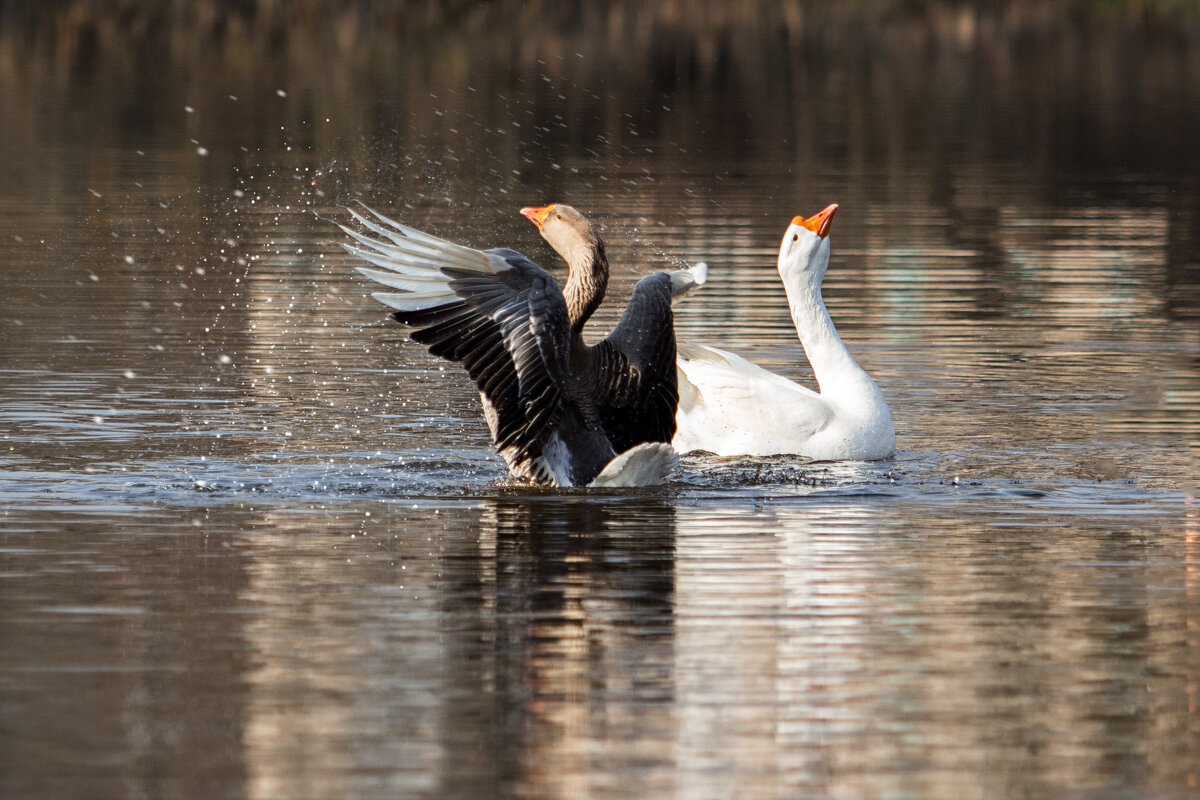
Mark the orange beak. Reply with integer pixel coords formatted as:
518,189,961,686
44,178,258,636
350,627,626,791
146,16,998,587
520,204,555,228
791,204,838,238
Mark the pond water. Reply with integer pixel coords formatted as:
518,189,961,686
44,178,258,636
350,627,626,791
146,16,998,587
2,4,1200,798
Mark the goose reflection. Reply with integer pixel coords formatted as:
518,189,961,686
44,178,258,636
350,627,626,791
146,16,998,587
465,496,678,798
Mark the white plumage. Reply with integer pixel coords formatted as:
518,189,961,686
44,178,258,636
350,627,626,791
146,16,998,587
673,205,895,461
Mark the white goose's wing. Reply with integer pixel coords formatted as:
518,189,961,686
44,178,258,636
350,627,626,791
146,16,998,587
342,205,572,483
673,341,830,456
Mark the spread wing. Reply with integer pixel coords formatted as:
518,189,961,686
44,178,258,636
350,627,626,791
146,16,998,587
591,272,679,453
341,205,571,480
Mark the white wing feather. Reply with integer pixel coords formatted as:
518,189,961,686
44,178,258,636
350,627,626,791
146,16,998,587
674,341,830,455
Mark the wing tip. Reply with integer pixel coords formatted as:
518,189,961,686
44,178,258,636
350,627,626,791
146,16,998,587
669,261,708,300
370,290,458,311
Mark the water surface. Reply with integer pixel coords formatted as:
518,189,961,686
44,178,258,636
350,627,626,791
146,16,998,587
2,4,1199,798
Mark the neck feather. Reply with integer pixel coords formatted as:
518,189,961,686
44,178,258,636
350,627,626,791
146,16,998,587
783,279,865,394
563,239,608,332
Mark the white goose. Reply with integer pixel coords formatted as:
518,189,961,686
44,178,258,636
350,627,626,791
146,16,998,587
672,204,895,460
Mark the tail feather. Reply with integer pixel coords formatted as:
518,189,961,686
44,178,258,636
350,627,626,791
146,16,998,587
588,442,679,487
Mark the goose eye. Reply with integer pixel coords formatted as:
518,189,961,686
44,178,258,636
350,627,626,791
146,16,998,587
792,234,799,242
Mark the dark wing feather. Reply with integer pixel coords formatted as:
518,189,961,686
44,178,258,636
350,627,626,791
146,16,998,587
392,248,572,475
342,206,578,482
591,272,679,452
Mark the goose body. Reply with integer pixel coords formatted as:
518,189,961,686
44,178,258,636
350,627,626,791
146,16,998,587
343,203,681,487
673,205,895,460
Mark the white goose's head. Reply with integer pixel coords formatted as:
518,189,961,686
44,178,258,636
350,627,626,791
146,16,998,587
778,203,837,286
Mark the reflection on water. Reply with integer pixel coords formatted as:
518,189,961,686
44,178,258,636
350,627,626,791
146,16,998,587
3,498,1198,797
2,3,1200,799
206,498,680,799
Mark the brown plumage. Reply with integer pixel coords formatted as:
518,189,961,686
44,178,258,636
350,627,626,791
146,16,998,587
342,203,682,487
519,203,681,455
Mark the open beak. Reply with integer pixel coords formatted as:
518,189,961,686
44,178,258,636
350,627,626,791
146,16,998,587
791,204,838,238
520,204,555,228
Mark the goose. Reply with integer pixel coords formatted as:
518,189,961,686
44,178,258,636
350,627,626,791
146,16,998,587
672,204,895,459
341,203,687,487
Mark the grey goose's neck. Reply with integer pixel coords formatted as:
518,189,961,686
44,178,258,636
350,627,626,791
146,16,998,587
563,238,609,334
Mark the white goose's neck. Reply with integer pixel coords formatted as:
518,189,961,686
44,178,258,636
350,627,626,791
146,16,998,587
782,277,869,397
772,218,894,457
